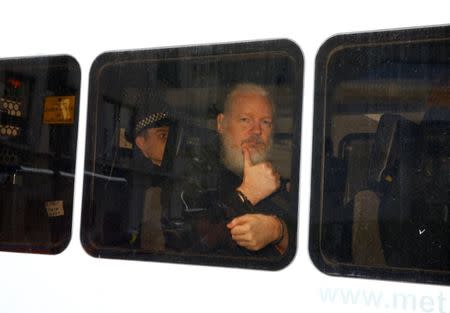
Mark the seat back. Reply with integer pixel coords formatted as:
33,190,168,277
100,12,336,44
353,114,419,266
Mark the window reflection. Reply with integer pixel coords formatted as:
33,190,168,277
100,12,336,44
82,41,302,269
0,56,80,254
310,26,450,284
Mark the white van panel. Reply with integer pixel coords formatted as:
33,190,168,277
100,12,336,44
0,1,448,312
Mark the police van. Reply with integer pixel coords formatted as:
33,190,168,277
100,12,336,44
0,2,448,312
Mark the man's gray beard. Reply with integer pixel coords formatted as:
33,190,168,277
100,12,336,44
221,134,272,176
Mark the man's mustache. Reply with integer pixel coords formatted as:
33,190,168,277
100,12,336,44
241,135,265,145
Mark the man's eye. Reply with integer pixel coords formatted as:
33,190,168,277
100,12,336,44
160,133,168,139
262,120,272,126
240,117,250,123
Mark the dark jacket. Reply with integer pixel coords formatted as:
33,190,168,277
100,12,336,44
190,164,290,257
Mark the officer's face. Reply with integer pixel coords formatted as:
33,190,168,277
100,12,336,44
135,126,169,166
217,93,273,173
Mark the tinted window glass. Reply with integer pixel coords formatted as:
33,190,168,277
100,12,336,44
82,40,303,270
0,55,81,254
309,26,450,284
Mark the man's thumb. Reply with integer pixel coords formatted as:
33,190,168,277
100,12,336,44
242,146,253,168
227,215,248,228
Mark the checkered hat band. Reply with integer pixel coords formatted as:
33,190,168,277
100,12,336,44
135,112,168,135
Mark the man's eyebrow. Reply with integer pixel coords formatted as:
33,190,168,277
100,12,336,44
237,112,272,118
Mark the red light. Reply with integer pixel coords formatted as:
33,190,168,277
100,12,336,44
7,78,21,89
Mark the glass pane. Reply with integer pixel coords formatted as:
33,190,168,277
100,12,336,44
82,40,303,270
310,25,450,284
0,55,81,254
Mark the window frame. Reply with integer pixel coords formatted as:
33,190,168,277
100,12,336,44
81,40,304,270
0,54,81,255
309,25,450,284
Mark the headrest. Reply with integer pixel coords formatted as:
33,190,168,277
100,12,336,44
367,114,418,188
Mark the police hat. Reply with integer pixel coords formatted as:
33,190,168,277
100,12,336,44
126,89,173,140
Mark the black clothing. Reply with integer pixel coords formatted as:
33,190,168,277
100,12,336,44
191,164,290,257
158,123,290,257
125,153,169,248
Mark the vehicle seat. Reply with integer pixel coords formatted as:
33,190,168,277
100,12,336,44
352,113,419,266
403,106,450,269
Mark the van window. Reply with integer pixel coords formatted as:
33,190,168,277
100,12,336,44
0,55,81,254
81,40,303,270
309,25,450,284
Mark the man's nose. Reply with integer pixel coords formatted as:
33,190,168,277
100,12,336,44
250,121,262,135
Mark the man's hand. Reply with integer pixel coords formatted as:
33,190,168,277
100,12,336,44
227,214,281,251
237,147,280,205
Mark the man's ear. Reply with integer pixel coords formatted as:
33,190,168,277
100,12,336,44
216,113,225,134
135,136,146,154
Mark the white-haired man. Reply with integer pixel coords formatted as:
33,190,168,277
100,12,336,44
202,83,289,256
